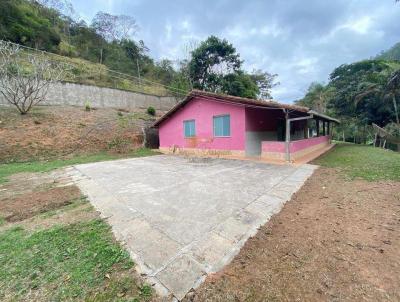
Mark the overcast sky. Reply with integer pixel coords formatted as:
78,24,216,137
70,0,400,102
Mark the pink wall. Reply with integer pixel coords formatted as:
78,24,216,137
261,141,286,153
290,135,329,152
159,97,246,150
262,135,330,153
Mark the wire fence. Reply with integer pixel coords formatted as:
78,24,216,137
1,39,188,98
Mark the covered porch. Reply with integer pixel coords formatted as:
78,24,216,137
245,106,339,162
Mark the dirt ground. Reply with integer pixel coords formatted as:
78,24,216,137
0,106,157,162
185,167,400,302
0,169,97,232
0,185,81,222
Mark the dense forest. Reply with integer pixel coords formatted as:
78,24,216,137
296,44,400,145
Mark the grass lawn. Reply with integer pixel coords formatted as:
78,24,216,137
0,148,158,183
0,148,158,301
314,143,400,181
0,219,152,301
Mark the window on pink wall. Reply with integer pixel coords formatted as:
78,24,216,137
183,119,196,137
213,115,231,137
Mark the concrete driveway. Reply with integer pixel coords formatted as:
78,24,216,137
68,155,316,300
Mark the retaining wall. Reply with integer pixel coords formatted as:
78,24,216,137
0,81,179,111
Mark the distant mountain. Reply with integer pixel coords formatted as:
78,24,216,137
376,42,400,61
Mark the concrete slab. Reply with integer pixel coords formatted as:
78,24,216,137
156,255,206,300
123,218,183,272
72,155,317,300
188,231,234,272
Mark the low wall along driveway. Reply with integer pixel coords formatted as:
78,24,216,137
0,81,179,112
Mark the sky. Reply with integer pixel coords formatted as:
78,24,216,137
69,0,400,103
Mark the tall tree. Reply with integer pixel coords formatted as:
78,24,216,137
91,12,137,42
189,36,242,92
296,82,334,113
91,12,138,64
222,72,259,99
385,69,400,124
249,69,279,99
188,36,278,99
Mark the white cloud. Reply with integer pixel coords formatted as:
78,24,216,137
342,16,372,34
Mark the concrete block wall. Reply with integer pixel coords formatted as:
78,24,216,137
0,81,179,112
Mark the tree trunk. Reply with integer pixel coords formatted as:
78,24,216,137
393,95,399,125
363,124,366,144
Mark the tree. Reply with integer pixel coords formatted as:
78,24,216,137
36,0,76,18
376,42,400,61
296,82,334,113
222,72,259,98
328,60,395,126
188,36,279,99
91,12,138,42
91,12,138,64
0,41,66,114
0,0,61,51
249,69,279,99
351,66,400,126
189,36,242,92
385,69,400,124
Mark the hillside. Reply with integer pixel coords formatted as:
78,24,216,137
0,105,157,163
376,42,400,61
18,47,174,97
0,0,190,96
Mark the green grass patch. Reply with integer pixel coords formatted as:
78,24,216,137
0,148,158,183
314,143,400,181
0,219,152,301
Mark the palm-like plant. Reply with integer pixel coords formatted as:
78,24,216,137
385,69,400,125
354,70,400,125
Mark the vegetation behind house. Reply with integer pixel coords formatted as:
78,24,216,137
296,44,400,146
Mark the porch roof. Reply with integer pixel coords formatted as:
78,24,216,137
153,90,339,127
308,110,340,124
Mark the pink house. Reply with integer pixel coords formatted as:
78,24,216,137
153,90,339,162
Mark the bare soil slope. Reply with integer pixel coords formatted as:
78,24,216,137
0,106,156,162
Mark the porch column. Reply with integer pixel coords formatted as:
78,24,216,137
323,121,326,136
327,122,331,137
316,119,320,137
304,121,309,139
285,111,290,162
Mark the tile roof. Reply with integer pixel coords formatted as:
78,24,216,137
153,90,339,127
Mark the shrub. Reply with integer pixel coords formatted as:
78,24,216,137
58,41,78,57
85,101,91,111
147,106,156,116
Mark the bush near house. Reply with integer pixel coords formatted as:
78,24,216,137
147,106,156,116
